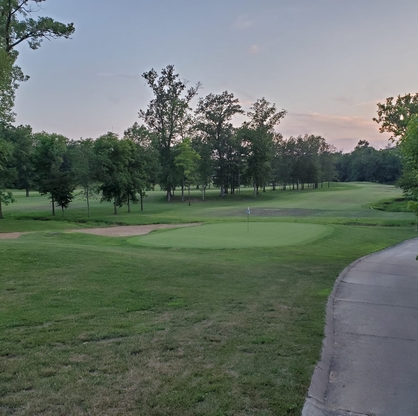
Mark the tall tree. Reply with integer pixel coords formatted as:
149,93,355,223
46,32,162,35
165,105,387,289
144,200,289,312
174,138,200,205
2,123,34,195
0,0,75,121
93,132,130,214
195,91,243,196
242,98,286,195
68,138,97,217
33,132,74,215
123,122,159,211
139,65,199,202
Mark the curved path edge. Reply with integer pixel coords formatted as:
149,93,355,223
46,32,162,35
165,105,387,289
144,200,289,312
302,237,418,416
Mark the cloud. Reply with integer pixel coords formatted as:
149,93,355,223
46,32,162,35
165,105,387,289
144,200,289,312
248,44,260,54
233,15,254,30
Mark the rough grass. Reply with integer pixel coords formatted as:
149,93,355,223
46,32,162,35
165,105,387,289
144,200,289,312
0,183,417,415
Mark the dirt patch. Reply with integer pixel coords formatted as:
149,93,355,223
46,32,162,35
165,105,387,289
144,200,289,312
0,232,28,239
69,223,202,237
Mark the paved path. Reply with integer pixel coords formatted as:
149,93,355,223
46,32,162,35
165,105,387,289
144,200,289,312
303,238,418,416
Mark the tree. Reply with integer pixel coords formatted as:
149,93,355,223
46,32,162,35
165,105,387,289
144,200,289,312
174,138,200,205
0,49,20,123
68,138,97,217
2,123,34,195
242,98,286,195
373,94,418,141
191,135,213,200
397,115,418,199
0,0,74,122
0,1,75,53
0,135,15,218
123,123,159,211
195,91,243,196
139,65,200,201
33,132,75,215
93,132,130,214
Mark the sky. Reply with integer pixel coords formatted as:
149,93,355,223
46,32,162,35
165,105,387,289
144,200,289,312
12,0,418,152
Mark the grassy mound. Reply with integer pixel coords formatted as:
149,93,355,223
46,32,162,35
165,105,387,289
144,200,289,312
128,222,333,249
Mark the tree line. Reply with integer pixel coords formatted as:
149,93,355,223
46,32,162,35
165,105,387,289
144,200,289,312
0,2,410,219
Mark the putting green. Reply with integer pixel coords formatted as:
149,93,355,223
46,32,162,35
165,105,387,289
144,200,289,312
127,222,333,249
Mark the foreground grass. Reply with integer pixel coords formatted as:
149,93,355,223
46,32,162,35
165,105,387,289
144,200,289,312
1,225,416,415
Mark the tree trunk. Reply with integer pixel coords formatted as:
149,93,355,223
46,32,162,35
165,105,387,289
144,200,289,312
0,198,3,219
114,198,117,215
182,177,185,202
140,191,144,211
61,206,64,216
25,188,29,197
86,187,90,218
127,193,131,213
167,188,171,202
202,185,205,201
51,196,55,216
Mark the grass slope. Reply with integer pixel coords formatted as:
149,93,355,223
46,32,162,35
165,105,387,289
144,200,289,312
0,183,416,415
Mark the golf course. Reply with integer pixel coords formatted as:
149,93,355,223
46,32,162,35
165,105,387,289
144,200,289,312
0,182,416,415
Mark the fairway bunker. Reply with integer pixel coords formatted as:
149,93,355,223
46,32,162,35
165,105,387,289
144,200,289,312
127,222,333,249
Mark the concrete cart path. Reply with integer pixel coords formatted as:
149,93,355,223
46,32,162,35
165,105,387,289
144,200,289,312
303,238,418,416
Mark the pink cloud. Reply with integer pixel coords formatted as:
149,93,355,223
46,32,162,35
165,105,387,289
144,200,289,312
279,112,391,152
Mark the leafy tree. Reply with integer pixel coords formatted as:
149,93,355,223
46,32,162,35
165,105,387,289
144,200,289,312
0,0,74,122
0,135,15,218
0,0,75,53
2,123,34,195
139,65,199,201
0,49,21,123
195,91,243,196
123,123,159,211
242,98,286,195
68,138,97,217
398,115,418,199
174,138,200,205
373,94,418,141
191,135,214,200
93,132,130,214
33,132,75,215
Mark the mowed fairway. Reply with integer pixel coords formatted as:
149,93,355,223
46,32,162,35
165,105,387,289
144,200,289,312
129,222,333,249
0,183,416,415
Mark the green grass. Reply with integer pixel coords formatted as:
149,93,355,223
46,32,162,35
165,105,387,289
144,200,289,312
128,222,333,249
0,183,417,415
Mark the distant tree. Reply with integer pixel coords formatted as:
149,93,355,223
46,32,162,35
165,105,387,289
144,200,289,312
174,138,200,205
242,98,286,195
0,136,15,218
93,132,130,214
139,65,200,201
33,132,75,215
195,91,243,196
191,135,213,200
2,124,35,195
123,123,160,211
373,94,418,141
68,138,97,217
